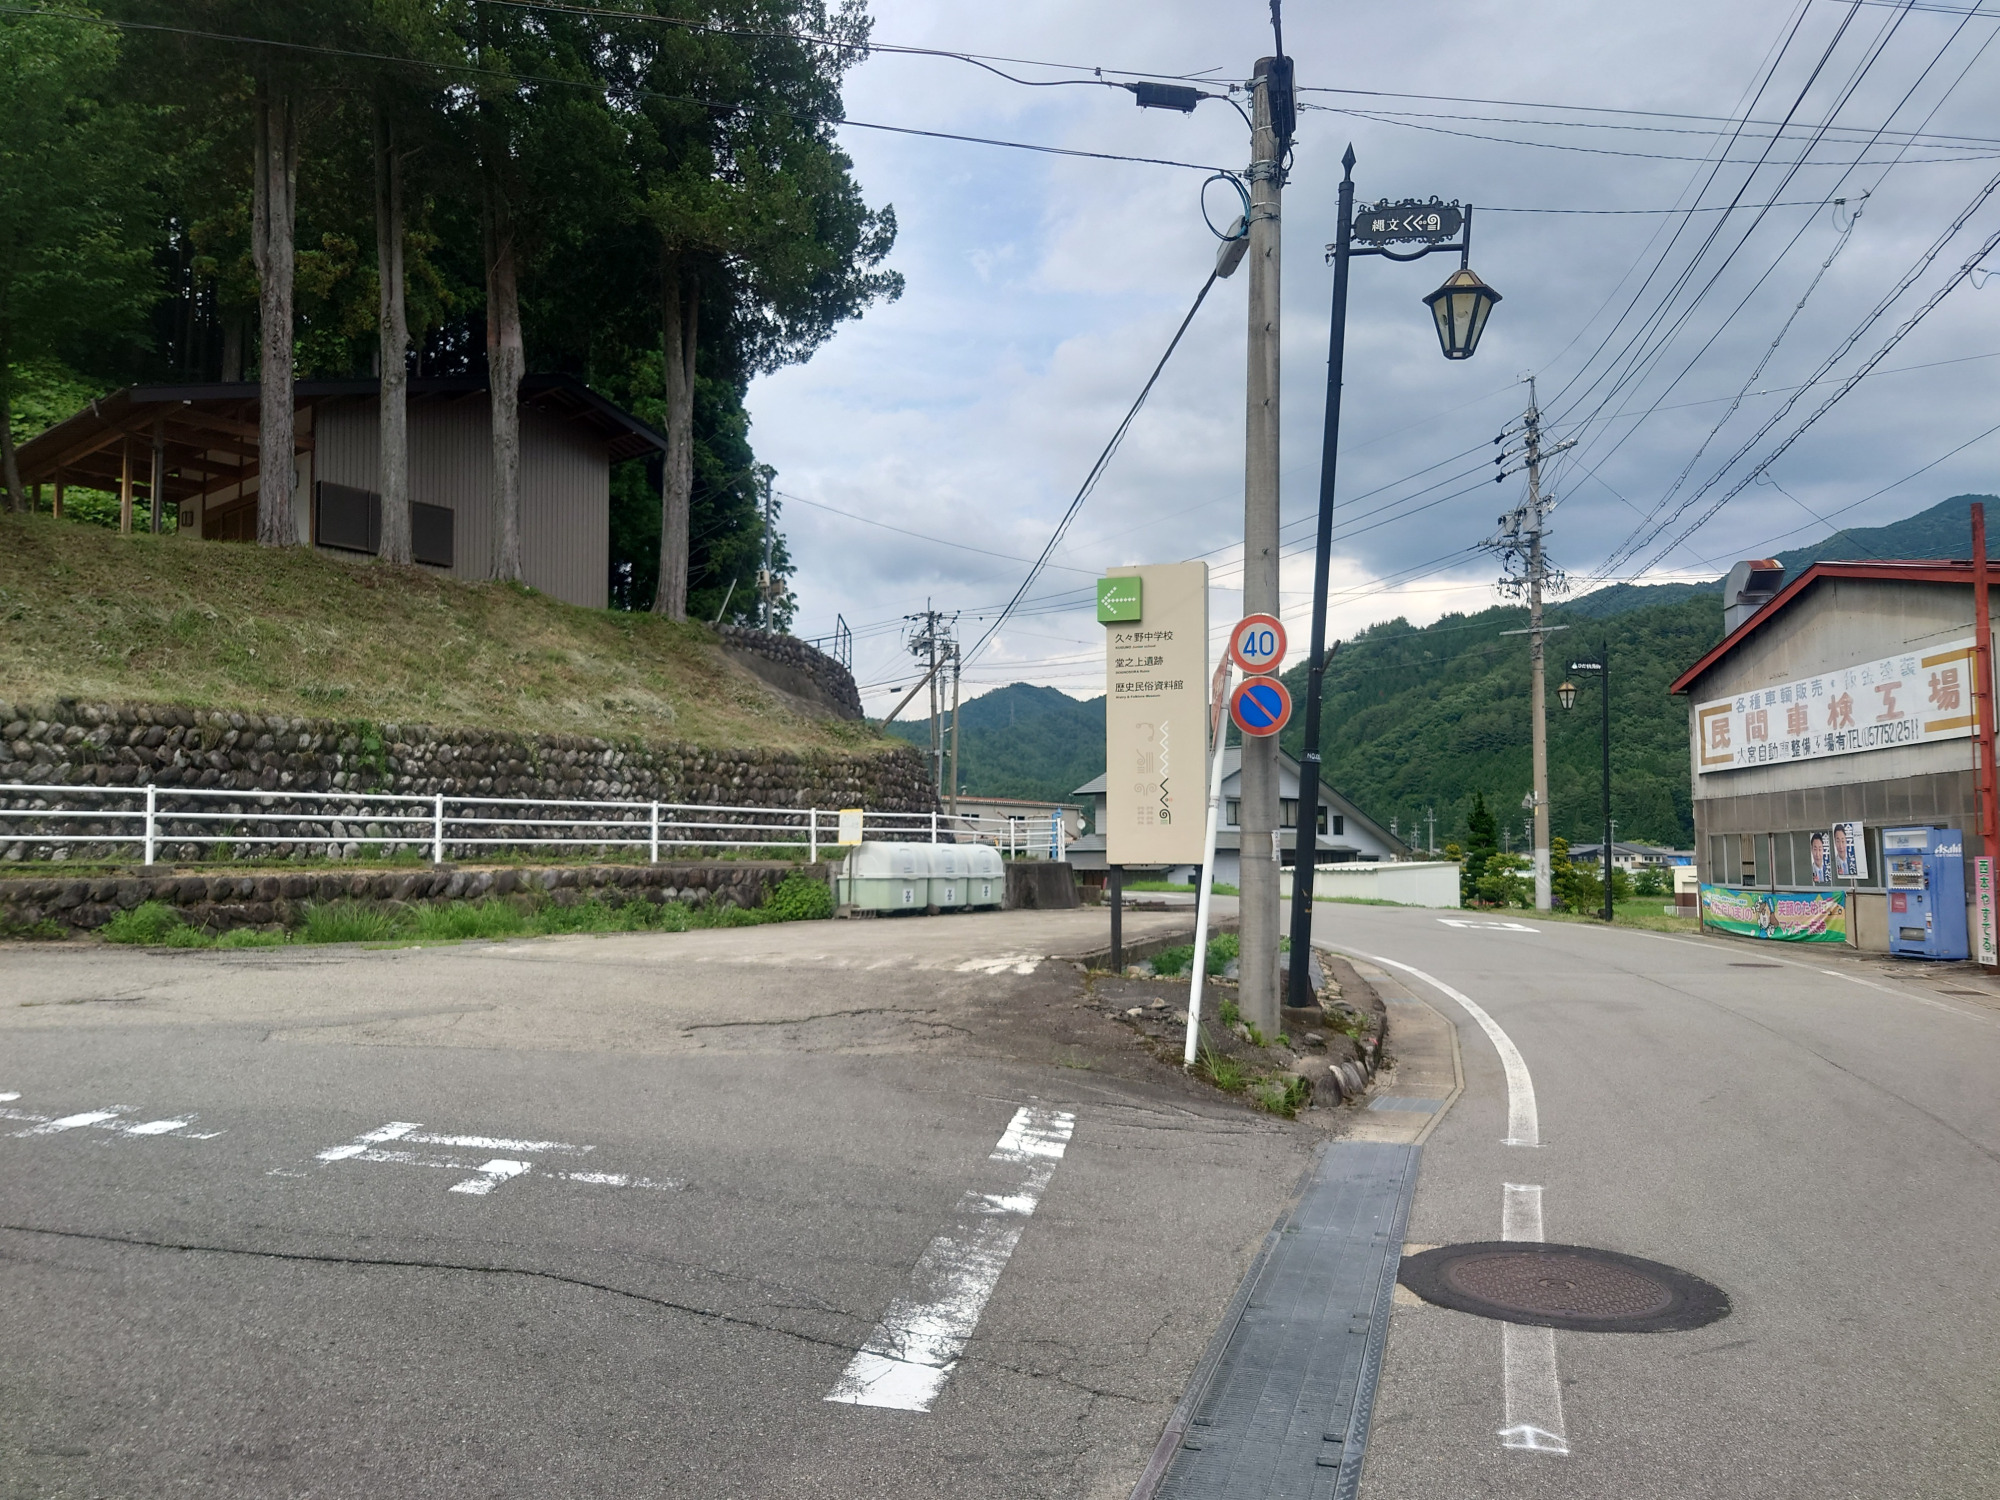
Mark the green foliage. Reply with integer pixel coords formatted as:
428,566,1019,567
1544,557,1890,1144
299,900,402,944
1634,864,1669,897
0,8,160,505
888,683,1105,804
1194,1046,1247,1093
1250,1076,1313,1119
1150,931,1235,978
1462,790,1498,903
101,901,194,945
762,871,833,922
1475,851,1533,909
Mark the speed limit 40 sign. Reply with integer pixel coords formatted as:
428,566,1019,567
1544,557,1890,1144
1229,613,1287,675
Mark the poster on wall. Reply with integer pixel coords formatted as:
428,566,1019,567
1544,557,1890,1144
1830,821,1868,881
1702,885,1849,943
1808,829,1832,884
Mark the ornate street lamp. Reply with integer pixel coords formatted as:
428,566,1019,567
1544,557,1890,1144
1425,266,1502,361
1557,678,1577,711
1285,149,1507,1007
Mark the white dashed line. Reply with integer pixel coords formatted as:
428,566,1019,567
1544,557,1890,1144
826,1105,1075,1413
1497,1183,1569,1455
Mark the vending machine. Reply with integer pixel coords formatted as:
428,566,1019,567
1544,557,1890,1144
1884,827,1968,960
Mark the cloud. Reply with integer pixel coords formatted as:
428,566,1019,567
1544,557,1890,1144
749,0,2000,713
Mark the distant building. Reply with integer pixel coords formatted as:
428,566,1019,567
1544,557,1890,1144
1568,841,1693,872
1066,746,1408,883
14,376,667,609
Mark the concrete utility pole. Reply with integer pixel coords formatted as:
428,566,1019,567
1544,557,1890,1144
947,642,962,818
758,469,776,630
1238,56,1285,1037
1490,377,1574,913
906,605,958,802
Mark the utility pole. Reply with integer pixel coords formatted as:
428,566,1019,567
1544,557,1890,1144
1238,51,1289,1037
1490,376,1574,913
946,641,962,818
1428,806,1436,855
757,468,776,631
906,605,958,802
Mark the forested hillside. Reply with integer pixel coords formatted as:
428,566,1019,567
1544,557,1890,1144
910,494,2000,844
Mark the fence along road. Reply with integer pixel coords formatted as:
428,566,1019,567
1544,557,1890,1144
0,783,1068,866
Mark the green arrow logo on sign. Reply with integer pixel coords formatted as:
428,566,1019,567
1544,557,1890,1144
1097,576,1142,623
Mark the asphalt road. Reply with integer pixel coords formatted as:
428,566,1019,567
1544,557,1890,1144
0,906,1314,1500
8,901,1999,1499
1317,904,2000,1500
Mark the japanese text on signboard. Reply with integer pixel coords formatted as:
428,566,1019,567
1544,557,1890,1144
1693,638,1975,775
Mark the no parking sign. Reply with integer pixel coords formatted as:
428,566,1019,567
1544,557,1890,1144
1229,677,1291,737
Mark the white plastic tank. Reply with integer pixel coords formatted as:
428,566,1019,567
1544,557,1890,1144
929,843,969,909
965,845,1004,908
839,842,930,913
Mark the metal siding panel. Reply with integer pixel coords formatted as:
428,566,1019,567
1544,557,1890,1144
315,398,378,492
521,406,609,608
410,396,492,580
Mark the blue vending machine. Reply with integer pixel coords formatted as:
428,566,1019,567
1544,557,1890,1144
1884,826,1968,960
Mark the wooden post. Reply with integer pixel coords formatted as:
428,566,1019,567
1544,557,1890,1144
119,435,132,534
53,472,63,519
150,416,166,533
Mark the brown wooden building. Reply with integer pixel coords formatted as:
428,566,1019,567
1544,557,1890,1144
14,376,666,610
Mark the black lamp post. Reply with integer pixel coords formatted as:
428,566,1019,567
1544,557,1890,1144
1559,642,1613,923
1285,148,1503,1008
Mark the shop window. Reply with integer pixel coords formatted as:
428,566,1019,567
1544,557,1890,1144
1226,799,1240,828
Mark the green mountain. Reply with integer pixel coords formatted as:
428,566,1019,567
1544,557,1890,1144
882,493,2000,843
886,683,1104,803
1561,493,1999,618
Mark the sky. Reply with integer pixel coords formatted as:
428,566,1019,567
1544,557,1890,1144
744,0,2000,714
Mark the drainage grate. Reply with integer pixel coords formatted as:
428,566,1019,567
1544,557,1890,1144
1397,1242,1730,1333
1728,962,1782,968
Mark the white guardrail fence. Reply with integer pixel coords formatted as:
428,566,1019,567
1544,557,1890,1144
0,784,1068,867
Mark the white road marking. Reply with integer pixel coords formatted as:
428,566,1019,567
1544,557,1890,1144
1439,919,1540,933
1816,967,2000,1026
953,953,1041,976
1336,949,1541,1147
449,1159,532,1195
304,1119,681,1197
0,1092,18,1102
122,1118,194,1135
826,1105,1075,1413
1497,1183,1570,1455
24,1109,128,1135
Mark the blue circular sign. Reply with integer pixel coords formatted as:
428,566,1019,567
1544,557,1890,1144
1230,677,1292,738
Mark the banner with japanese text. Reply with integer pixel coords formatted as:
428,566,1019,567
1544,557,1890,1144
1693,637,1975,775
1701,885,1849,943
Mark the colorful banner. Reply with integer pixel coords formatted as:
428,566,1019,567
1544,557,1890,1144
1976,856,1996,967
1702,884,1848,943
1693,637,1974,775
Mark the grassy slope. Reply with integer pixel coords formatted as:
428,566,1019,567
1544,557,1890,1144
0,513,886,753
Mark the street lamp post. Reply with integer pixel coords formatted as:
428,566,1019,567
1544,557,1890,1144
1285,148,1502,1009
1558,641,1613,923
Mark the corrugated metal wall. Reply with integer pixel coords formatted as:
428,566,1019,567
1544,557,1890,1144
306,393,609,609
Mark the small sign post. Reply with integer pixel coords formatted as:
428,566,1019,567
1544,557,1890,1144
1229,613,1288,676
1978,855,1997,966
1230,677,1292,738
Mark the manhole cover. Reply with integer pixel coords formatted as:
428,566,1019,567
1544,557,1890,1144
1398,1242,1730,1333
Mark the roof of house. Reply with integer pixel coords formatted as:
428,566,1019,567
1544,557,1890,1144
14,374,668,506
1669,559,1992,696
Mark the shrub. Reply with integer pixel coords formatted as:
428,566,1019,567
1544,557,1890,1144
1195,1045,1247,1092
1251,1076,1313,1119
102,901,196,946
214,927,285,949
762,872,833,923
414,900,530,941
299,900,402,944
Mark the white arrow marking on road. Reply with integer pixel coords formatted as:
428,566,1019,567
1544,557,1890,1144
1498,1183,1570,1455
1334,949,1541,1147
826,1105,1075,1413
448,1159,533,1195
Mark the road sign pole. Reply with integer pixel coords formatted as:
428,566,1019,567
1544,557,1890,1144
1285,147,1357,1011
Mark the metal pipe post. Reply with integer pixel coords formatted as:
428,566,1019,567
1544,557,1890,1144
1285,146,1355,1009
1601,640,1613,923
1109,864,1124,972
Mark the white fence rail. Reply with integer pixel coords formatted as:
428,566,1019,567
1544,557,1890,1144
0,784,1067,867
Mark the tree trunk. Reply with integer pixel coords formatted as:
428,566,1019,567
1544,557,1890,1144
653,253,697,620
251,77,299,548
485,177,524,582
375,107,411,565
0,321,23,513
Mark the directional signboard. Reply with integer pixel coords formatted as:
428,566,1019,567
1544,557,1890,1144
1230,677,1291,738
1103,562,1209,866
1229,613,1287,676
1352,198,1464,246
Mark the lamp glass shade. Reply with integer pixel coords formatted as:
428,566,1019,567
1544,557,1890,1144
1558,680,1577,711
1424,266,1501,360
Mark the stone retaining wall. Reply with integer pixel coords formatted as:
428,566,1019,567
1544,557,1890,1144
0,859,819,936
0,698,932,864
716,626,863,720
